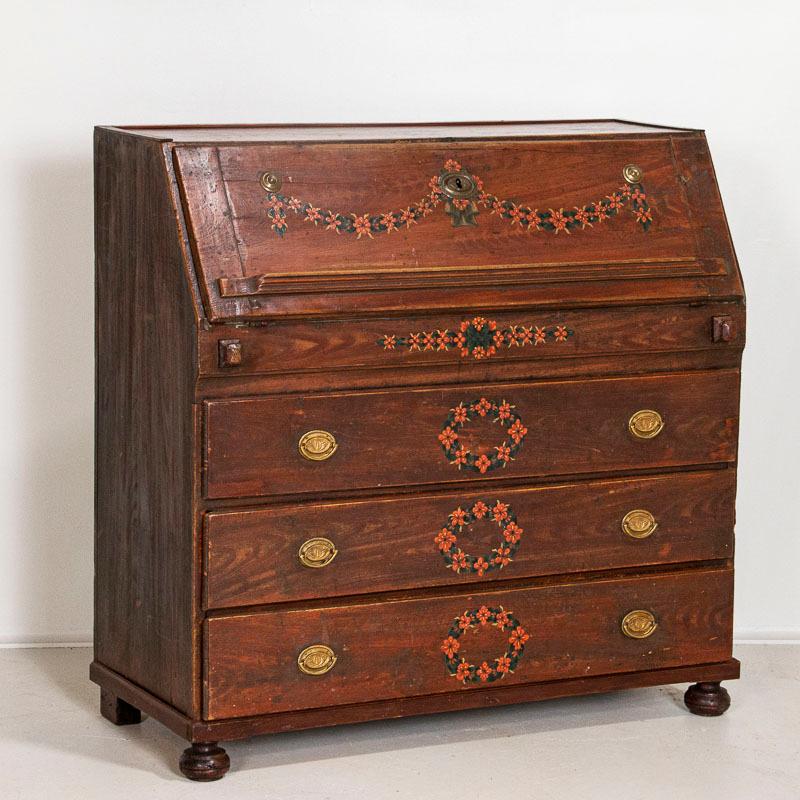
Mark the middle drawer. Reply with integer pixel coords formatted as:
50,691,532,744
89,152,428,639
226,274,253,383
204,470,734,609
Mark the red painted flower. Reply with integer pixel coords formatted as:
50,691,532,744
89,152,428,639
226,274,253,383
554,325,569,342
444,159,462,172
606,193,623,210
451,446,468,468
493,545,512,567
434,329,451,351
472,346,487,360
456,661,473,682
508,419,528,444
492,501,510,522
270,216,287,235
305,205,322,224
435,527,457,552
422,332,435,350
472,397,494,417
549,208,570,234
495,655,512,674
380,212,397,233
451,403,469,424
476,606,492,625
525,209,541,230
441,636,460,658
595,204,610,222
509,203,524,226
472,500,489,518
471,316,488,331
477,662,493,682
324,213,342,233
503,521,523,544
449,507,468,527
574,207,593,228
497,401,513,421
457,612,472,630
353,214,373,239
493,330,506,348
494,444,512,464
635,207,653,224
534,326,547,345
450,550,469,572
400,207,418,226
408,332,422,351
631,188,647,204
495,609,511,629
474,454,492,474
438,426,459,449
474,556,490,576
509,626,529,651
287,197,302,211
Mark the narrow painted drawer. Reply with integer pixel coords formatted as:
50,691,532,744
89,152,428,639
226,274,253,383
204,567,733,719
203,370,739,499
204,470,735,609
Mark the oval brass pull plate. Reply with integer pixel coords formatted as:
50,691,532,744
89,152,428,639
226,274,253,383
298,537,338,568
297,644,337,676
298,430,338,461
628,409,664,439
440,170,477,200
621,509,658,539
621,610,658,639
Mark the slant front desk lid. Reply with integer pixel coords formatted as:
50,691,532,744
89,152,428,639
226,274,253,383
158,121,742,320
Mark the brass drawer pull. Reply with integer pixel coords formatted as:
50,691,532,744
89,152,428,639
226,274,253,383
628,409,664,439
259,171,282,192
621,509,658,539
298,430,338,461
297,644,337,676
621,610,658,639
298,537,338,568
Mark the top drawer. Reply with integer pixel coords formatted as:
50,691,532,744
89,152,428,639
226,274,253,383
175,136,743,320
204,370,739,500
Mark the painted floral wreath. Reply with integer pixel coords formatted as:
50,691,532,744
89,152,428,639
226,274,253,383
438,398,527,474
441,605,529,684
262,158,652,237
435,499,523,576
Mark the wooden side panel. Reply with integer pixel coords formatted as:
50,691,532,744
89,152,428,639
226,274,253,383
205,568,734,719
204,371,740,500
205,470,735,608
94,129,197,714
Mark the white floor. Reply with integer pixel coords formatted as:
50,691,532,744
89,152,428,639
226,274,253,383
1,645,798,799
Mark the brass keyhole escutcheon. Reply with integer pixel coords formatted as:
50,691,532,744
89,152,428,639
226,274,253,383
297,644,337,676
622,164,643,184
298,537,338,568
621,610,658,639
260,171,282,192
628,410,664,439
621,509,658,539
440,170,477,200
298,430,338,461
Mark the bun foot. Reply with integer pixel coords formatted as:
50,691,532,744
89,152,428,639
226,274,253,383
100,689,142,725
179,742,230,781
684,681,731,716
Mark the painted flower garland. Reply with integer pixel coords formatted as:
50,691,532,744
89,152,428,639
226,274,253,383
435,499,523,576
379,316,572,360
262,158,652,237
438,398,527,474
441,605,529,684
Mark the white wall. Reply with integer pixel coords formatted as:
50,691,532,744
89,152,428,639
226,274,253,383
2,0,798,644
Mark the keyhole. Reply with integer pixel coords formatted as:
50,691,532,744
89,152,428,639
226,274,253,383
455,177,463,190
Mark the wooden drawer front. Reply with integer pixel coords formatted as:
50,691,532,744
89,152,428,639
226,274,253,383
205,568,733,719
205,471,734,609
204,371,739,500
199,303,744,377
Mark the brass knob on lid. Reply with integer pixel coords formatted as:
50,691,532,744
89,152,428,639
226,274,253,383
621,509,658,539
299,430,337,461
629,410,664,439
622,164,643,184
297,644,337,675
298,537,338,568
260,171,282,192
621,610,658,639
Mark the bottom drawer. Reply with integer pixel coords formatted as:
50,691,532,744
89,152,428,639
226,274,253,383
205,568,733,719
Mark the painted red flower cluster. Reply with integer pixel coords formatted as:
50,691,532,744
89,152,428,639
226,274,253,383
261,158,652,237
441,605,529,684
435,499,524,576
379,316,572,359
438,398,527,474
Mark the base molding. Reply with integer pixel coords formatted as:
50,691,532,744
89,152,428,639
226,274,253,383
90,657,740,744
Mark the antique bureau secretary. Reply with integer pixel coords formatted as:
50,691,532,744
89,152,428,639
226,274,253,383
93,121,744,780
